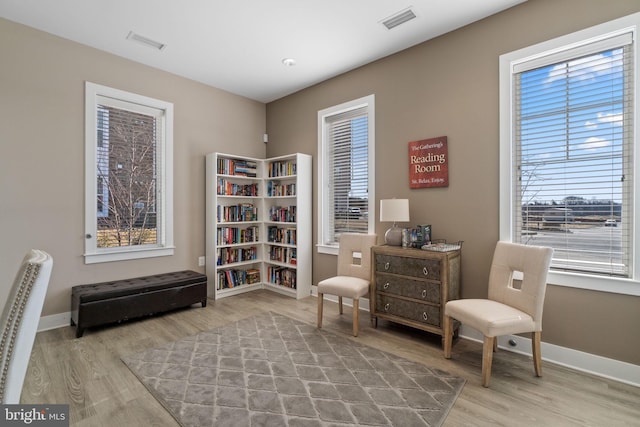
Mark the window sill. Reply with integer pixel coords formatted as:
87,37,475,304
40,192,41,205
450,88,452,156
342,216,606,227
317,244,338,256
84,246,175,264
547,270,640,296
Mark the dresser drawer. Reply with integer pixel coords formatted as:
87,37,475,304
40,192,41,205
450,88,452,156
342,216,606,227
374,254,441,280
375,274,440,305
376,294,441,328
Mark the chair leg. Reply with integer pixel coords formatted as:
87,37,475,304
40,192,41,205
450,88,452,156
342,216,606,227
353,299,359,337
532,331,543,377
482,336,495,388
338,296,343,314
443,314,453,358
317,292,323,329
369,289,375,326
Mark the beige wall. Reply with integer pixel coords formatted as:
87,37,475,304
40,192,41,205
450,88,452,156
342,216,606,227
266,0,640,365
0,18,266,317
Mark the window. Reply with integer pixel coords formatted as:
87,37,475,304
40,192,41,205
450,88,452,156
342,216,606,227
318,95,375,255
84,82,174,263
500,13,640,295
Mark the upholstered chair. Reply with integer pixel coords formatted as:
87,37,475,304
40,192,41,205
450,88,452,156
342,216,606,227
0,249,53,403
317,233,377,336
443,241,553,387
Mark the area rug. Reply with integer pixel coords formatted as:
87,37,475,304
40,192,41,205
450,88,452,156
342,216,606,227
121,312,464,427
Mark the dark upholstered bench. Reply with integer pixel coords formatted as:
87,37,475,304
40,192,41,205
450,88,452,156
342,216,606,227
71,270,207,338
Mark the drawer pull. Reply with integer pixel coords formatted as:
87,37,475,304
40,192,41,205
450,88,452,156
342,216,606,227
383,282,390,290
423,267,429,276
421,289,427,298
422,312,428,321
384,303,390,312
384,262,390,271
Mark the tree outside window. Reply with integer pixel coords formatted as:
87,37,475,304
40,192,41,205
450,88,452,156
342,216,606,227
96,105,158,248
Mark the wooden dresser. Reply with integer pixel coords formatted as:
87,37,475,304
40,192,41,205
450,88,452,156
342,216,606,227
371,245,461,342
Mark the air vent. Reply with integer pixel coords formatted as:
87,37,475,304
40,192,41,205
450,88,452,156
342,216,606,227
126,31,166,51
381,7,417,30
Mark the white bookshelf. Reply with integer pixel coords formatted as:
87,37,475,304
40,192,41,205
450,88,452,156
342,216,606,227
205,152,312,300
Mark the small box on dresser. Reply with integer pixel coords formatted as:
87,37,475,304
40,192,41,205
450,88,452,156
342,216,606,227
371,245,461,346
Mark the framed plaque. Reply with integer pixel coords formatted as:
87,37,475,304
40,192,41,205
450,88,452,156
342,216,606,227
408,136,448,189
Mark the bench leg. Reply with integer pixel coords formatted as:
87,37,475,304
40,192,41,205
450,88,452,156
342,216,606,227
75,327,84,338
202,299,207,308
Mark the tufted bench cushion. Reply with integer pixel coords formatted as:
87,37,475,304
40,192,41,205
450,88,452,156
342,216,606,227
71,270,207,338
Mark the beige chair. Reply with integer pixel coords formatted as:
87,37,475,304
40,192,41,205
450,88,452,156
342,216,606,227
0,249,53,403
317,233,377,336
443,241,553,387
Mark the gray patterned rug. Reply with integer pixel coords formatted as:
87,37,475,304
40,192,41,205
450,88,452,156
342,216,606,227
122,312,464,427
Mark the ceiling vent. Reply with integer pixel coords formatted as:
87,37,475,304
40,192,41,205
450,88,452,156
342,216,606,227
381,7,417,30
126,31,166,51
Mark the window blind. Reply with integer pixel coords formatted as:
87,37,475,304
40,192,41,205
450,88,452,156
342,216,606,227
514,34,634,277
326,106,369,242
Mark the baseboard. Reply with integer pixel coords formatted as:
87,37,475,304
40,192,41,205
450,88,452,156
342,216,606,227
38,311,71,332
311,288,639,388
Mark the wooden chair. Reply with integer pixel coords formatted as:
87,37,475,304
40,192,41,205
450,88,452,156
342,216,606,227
443,241,553,387
0,249,53,403
317,233,377,336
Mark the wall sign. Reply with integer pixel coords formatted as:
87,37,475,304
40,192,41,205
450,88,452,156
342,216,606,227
408,136,449,189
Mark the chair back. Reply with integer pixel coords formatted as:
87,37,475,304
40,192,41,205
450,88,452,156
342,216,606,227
487,242,553,331
337,233,377,281
0,249,53,404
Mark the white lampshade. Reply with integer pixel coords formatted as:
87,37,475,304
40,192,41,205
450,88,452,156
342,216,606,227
380,199,410,223
380,199,410,246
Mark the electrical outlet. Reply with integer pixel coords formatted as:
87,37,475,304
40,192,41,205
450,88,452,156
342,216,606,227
198,256,205,267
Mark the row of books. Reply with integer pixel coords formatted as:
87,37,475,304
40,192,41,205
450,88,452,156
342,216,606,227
269,246,297,265
217,158,258,177
216,246,258,265
217,178,259,196
266,181,296,197
217,268,261,290
268,160,297,178
268,205,296,222
217,226,259,245
217,203,258,222
267,226,296,245
267,266,297,289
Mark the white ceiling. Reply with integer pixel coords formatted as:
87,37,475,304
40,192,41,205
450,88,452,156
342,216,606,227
0,0,525,103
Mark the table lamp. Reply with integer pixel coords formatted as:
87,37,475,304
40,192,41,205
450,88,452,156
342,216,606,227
380,199,410,246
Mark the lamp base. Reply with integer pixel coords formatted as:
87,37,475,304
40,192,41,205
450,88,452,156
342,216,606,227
384,225,403,246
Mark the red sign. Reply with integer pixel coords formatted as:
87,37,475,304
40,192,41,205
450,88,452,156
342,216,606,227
408,136,449,189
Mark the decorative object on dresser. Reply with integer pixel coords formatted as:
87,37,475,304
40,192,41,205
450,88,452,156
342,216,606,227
317,233,377,337
1,249,53,404
379,198,410,246
206,152,312,300
443,241,553,388
402,224,432,248
371,245,461,344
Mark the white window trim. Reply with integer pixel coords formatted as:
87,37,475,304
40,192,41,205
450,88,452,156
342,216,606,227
317,94,375,255
84,82,174,263
499,13,640,296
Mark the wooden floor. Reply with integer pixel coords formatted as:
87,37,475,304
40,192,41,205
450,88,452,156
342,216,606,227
23,290,640,426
